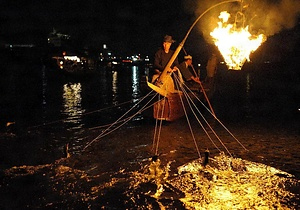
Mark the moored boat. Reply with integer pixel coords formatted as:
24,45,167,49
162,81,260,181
52,54,96,76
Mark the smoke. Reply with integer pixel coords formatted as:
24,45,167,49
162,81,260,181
245,0,300,35
186,0,300,43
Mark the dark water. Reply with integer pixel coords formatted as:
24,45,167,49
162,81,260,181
1,58,150,156
0,54,299,209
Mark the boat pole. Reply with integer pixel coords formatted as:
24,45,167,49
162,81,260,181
155,0,242,89
182,47,216,117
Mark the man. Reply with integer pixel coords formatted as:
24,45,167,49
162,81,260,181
179,55,200,90
152,35,179,83
205,53,217,88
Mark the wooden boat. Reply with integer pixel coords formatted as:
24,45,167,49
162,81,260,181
147,54,217,121
146,0,247,121
52,54,96,77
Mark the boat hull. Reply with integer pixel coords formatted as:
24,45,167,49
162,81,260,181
153,93,186,121
152,82,215,121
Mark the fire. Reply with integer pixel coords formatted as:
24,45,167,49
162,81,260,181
211,11,266,70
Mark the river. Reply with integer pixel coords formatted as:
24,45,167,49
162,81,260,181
0,55,299,209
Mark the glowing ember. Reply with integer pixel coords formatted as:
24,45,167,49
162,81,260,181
211,11,266,70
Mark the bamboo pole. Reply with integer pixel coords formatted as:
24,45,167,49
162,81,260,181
182,47,216,117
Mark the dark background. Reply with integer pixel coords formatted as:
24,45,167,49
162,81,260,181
1,0,299,63
0,0,193,56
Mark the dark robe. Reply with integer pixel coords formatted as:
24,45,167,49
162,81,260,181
154,48,179,72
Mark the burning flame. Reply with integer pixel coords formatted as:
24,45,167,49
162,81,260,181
211,11,266,70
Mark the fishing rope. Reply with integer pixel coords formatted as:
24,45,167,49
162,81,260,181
173,73,245,157
152,101,160,153
27,93,156,130
88,99,162,131
152,94,163,155
173,74,222,152
174,75,202,158
173,75,225,155
153,106,164,156
188,89,248,151
84,90,158,148
189,86,247,152
152,94,160,152
83,90,158,150
182,46,216,117
152,74,172,155
181,85,233,157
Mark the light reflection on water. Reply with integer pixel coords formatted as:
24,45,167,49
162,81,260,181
41,65,47,124
112,71,118,105
56,65,144,154
61,82,86,154
131,66,140,100
62,82,84,124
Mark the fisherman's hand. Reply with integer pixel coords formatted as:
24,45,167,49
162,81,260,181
173,66,179,72
193,76,200,83
155,69,161,74
166,67,173,73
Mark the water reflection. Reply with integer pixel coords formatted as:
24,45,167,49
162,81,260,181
41,65,47,124
112,71,118,105
62,83,84,124
62,82,86,154
245,73,251,116
131,66,140,100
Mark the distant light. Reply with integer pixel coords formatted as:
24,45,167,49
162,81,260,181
64,56,80,62
103,44,107,49
198,64,201,67
122,59,132,63
145,55,149,61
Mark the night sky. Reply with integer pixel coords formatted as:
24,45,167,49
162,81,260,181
1,0,300,59
0,0,194,55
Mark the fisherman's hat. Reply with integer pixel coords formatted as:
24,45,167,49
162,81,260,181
184,55,192,60
163,35,175,43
